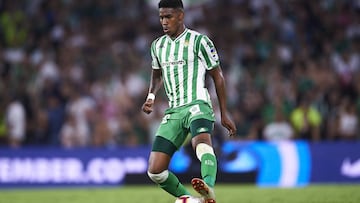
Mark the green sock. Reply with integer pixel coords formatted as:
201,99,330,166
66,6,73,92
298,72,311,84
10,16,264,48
159,171,190,197
201,153,217,187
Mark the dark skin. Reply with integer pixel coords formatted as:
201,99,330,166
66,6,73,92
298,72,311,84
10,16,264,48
142,7,237,174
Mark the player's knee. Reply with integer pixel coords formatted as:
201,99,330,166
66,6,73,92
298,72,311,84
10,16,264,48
147,170,169,184
196,143,215,160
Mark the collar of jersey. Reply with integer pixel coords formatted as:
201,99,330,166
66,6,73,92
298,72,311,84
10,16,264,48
166,28,188,42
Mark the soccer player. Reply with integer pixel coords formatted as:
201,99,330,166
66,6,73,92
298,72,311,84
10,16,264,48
142,0,237,202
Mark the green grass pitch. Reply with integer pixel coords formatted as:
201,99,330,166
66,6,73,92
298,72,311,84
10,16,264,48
0,184,359,203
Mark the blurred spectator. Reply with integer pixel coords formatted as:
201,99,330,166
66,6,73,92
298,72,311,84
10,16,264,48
331,47,360,97
0,1,28,47
62,82,96,148
60,113,86,148
333,97,359,141
231,109,257,140
263,108,294,141
31,108,48,145
0,100,7,145
5,94,26,148
46,94,66,145
290,94,322,141
91,117,115,148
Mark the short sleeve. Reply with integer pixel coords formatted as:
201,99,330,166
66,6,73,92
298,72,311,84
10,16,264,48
198,35,220,70
151,40,161,69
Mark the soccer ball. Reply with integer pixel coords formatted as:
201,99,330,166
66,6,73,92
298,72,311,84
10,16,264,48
175,195,202,203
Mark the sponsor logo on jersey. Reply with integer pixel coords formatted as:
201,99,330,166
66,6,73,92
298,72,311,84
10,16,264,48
161,60,186,67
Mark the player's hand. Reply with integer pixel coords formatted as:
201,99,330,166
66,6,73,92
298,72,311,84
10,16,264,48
221,113,237,137
142,99,154,114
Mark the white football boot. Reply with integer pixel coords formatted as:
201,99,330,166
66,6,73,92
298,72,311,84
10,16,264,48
191,178,216,203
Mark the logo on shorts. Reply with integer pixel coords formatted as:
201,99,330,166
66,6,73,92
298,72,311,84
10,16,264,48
197,127,208,133
189,104,203,118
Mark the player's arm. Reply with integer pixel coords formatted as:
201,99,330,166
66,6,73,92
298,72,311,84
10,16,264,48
142,69,162,114
208,66,237,136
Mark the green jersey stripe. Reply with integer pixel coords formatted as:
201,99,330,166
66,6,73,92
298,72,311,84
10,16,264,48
164,39,173,106
192,34,203,102
158,37,172,97
200,44,212,68
174,40,184,106
186,32,196,106
169,41,179,107
183,32,191,105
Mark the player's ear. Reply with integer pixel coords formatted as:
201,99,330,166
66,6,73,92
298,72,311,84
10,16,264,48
177,9,184,21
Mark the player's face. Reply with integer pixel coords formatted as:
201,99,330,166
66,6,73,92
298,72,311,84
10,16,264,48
159,8,184,39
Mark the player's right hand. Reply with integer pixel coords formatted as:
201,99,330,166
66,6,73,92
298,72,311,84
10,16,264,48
142,99,154,114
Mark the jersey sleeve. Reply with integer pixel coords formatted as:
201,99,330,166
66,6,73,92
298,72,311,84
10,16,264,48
151,40,161,70
198,35,220,70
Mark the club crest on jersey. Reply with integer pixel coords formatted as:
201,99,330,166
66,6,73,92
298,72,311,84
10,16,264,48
184,40,189,47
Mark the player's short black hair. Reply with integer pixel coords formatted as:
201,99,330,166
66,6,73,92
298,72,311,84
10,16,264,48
158,0,184,9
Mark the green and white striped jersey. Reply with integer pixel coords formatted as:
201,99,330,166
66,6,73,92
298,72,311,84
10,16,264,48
151,28,220,108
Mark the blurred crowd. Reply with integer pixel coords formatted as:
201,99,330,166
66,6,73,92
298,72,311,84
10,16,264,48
0,0,359,149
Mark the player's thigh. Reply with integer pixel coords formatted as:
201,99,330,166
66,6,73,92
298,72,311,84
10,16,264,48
189,118,214,138
149,118,188,172
190,118,214,149
148,151,171,173
186,103,215,148
156,117,189,149
149,135,178,173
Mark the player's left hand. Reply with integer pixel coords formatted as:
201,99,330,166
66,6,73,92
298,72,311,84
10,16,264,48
221,113,237,137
